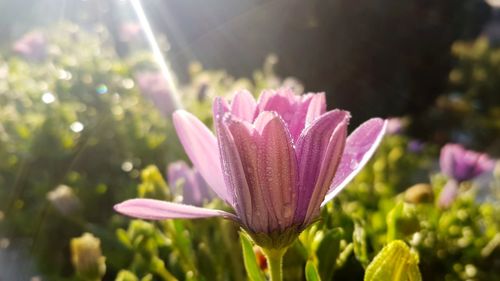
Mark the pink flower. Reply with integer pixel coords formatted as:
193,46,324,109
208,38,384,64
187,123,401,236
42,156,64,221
135,72,174,117
386,117,405,135
119,22,142,42
167,161,214,206
12,31,47,61
438,144,495,208
440,144,495,182
115,89,386,248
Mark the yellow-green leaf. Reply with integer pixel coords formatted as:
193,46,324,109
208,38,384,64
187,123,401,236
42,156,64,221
305,260,321,281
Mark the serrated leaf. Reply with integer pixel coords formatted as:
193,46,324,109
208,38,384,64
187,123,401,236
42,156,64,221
305,260,321,281
239,232,266,281
364,240,422,281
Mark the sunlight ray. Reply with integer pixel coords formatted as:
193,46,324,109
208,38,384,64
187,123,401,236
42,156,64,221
129,0,182,110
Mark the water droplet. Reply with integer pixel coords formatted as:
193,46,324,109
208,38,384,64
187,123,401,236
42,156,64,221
70,122,84,133
349,158,359,170
122,78,134,89
96,84,108,94
121,161,133,172
58,69,72,80
41,92,55,104
283,203,293,219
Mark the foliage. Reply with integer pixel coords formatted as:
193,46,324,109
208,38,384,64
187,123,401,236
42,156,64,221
0,22,499,281
417,37,500,155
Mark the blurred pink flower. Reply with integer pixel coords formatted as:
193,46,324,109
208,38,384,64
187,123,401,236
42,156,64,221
116,89,386,248
167,160,214,206
135,71,174,116
386,117,404,135
438,143,496,208
119,22,142,42
12,31,47,61
440,144,495,182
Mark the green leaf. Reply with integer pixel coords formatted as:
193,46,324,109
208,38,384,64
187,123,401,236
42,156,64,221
336,243,354,268
305,260,321,281
364,240,422,281
387,202,420,241
316,228,342,280
353,220,369,268
386,203,404,242
239,232,266,281
116,229,131,248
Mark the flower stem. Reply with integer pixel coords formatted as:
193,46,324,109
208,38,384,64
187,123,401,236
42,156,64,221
262,247,287,281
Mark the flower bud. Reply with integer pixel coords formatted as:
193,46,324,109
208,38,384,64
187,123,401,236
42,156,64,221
70,233,106,281
115,270,138,281
364,240,421,281
253,245,268,271
47,185,80,216
404,183,434,204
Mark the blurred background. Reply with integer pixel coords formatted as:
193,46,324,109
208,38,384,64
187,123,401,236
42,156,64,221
0,0,499,280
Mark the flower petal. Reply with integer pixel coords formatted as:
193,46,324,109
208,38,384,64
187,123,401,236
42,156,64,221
167,161,191,194
322,118,387,206
224,114,271,232
439,144,459,178
214,99,253,228
438,179,459,208
257,112,299,231
225,111,299,233
172,110,230,204
231,90,257,122
305,92,326,125
258,89,317,141
114,199,237,220
294,110,350,225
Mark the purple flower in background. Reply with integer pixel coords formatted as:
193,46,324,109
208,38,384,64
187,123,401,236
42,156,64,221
12,31,47,61
407,140,425,153
438,143,495,207
167,161,214,206
115,89,386,248
135,72,174,117
440,144,495,182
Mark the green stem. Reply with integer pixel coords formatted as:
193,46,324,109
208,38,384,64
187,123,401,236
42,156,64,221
262,248,287,281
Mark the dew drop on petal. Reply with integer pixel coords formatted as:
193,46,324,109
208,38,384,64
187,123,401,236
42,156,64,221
255,211,261,218
282,203,293,219
349,158,359,170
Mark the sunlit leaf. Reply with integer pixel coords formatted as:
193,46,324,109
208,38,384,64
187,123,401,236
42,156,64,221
305,260,321,281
